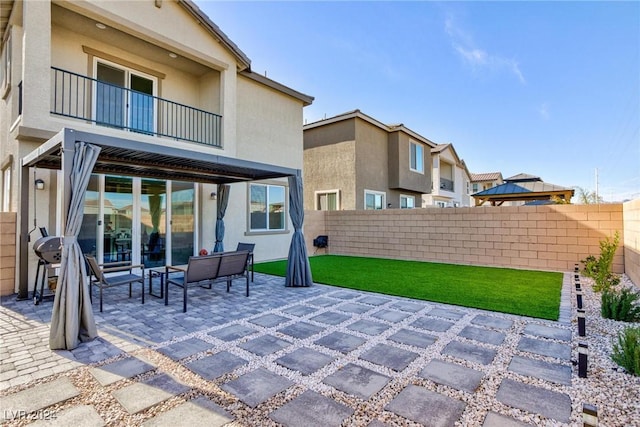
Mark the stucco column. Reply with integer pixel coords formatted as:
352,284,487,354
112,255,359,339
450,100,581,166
220,68,237,156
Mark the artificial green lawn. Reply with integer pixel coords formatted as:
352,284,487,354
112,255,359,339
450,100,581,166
255,255,563,320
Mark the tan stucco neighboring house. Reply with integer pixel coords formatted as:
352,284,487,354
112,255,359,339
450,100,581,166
0,0,312,296
303,110,435,211
422,143,472,208
470,172,504,194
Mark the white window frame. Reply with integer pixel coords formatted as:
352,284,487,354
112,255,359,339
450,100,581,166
409,141,424,173
2,164,11,212
248,182,287,233
92,58,158,133
315,189,340,211
400,194,415,209
1,32,11,98
364,189,386,210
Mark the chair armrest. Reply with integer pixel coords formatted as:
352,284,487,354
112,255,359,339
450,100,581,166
99,261,131,268
102,264,144,274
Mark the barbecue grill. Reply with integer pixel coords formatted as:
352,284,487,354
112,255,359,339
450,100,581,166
32,236,62,304
33,236,62,264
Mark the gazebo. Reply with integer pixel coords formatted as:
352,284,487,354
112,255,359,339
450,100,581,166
472,173,574,206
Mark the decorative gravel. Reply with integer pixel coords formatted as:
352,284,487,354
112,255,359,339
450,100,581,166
1,272,639,426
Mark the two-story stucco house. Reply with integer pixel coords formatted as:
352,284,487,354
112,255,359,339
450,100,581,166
422,143,472,208
303,110,434,211
0,0,312,297
470,172,504,194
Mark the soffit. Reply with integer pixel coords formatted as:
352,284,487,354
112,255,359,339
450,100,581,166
1,0,14,41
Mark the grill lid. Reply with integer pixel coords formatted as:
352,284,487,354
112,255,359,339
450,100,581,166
33,236,62,264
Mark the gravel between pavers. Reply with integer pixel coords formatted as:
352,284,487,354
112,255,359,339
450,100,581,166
1,273,639,426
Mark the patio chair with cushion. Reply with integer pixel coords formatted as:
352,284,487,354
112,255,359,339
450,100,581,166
236,242,255,281
85,255,145,312
165,254,222,313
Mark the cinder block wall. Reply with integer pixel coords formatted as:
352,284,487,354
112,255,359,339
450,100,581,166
623,199,640,285
0,213,17,296
304,204,625,274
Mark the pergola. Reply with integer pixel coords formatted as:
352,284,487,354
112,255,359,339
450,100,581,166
472,180,574,206
20,128,312,349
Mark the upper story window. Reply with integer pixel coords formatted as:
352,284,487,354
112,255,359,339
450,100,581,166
410,142,424,173
250,183,286,231
365,189,385,210
95,60,157,134
472,183,479,193
400,195,415,209
316,190,340,211
1,33,11,98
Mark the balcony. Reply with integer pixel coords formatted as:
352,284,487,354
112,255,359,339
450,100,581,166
440,178,454,192
50,67,222,147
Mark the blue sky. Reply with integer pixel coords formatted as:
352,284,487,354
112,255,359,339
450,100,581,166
196,1,640,202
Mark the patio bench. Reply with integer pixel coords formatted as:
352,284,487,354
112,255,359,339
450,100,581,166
164,250,250,312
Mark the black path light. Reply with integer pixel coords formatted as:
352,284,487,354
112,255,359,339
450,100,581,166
578,309,586,337
578,343,588,378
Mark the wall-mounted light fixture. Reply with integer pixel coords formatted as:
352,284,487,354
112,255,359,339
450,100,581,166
95,22,107,30
35,178,45,190
168,52,178,59
210,192,217,200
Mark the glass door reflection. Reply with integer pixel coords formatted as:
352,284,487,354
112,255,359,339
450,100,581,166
103,176,133,263
171,181,194,265
141,179,166,268
78,175,99,258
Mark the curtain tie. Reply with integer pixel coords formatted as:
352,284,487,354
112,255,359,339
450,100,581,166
62,236,77,245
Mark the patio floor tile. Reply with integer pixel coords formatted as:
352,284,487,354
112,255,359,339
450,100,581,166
347,319,390,336
331,291,361,300
141,397,232,427
1,377,79,422
249,314,290,328
310,311,351,325
276,348,336,375
385,385,466,426
90,356,155,386
360,343,419,371
307,297,338,308
458,325,506,345
389,301,426,313
483,412,530,426
508,355,572,385
113,374,189,414
238,334,291,356
281,305,318,316
358,296,391,306
208,324,257,342
277,322,324,339
428,307,465,320
30,405,104,427
269,390,354,427
221,368,293,408
387,329,437,349
410,317,454,332
314,332,367,354
471,314,514,330
370,309,411,323
496,378,571,423
323,363,390,400
336,302,373,315
419,359,484,392
523,324,572,342
185,351,247,380
442,340,497,365
156,337,213,361
517,337,571,360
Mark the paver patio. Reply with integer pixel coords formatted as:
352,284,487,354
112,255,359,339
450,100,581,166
0,272,580,425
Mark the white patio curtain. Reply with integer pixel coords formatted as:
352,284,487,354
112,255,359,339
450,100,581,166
49,142,101,350
213,183,230,252
285,172,313,287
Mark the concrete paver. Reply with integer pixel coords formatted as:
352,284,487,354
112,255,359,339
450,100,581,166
309,311,351,325
141,397,232,427
269,390,354,427
523,324,572,341
275,347,335,375
238,334,291,356
155,337,213,361
471,314,514,330
277,321,324,339
410,317,454,332
442,340,498,365
387,329,437,349
517,337,571,360
185,351,247,380
112,374,189,414
221,368,293,408
323,363,390,400
30,405,105,427
346,319,391,336
385,384,466,426
458,325,506,345
496,378,571,423
419,359,484,392
1,377,79,421
508,355,572,385
359,343,419,371
483,411,531,426
89,356,155,386
314,331,366,354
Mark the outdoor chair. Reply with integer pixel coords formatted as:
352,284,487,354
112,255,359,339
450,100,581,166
165,254,222,313
85,255,145,312
236,242,255,281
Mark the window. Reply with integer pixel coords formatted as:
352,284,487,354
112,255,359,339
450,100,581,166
1,33,11,98
410,142,424,173
400,195,415,209
364,190,385,210
472,183,479,193
250,183,286,231
316,190,339,211
2,165,10,212
436,201,446,208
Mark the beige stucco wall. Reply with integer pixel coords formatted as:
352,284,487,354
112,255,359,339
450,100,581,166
304,204,626,274
304,141,356,210
623,199,640,286
354,118,391,209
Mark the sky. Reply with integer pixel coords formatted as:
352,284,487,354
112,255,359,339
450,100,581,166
196,1,640,202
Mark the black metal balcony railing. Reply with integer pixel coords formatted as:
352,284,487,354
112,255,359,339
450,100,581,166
440,178,454,192
50,67,222,147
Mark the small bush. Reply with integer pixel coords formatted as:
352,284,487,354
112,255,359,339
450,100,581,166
612,327,640,376
582,231,620,292
601,288,640,322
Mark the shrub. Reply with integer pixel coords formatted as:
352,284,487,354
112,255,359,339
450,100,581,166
601,288,640,322
611,326,640,376
582,231,620,292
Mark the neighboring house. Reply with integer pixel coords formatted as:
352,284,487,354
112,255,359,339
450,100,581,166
0,0,312,296
470,172,504,194
472,173,574,206
422,143,472,208
303,110,435,211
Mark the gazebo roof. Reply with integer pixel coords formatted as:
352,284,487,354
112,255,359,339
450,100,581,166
472,175,574,206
